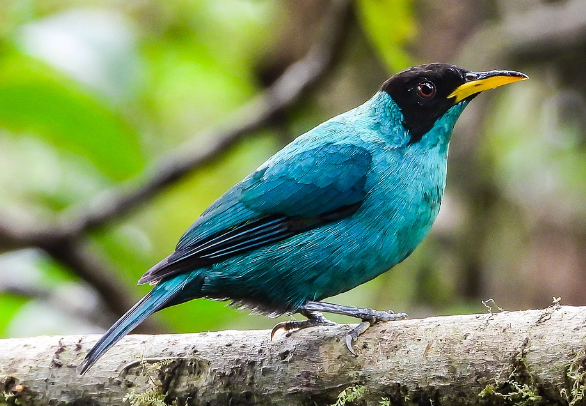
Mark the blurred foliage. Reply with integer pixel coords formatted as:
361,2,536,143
356,0,415,72
0,0,287,337
0,54,144,181
0,0,585,340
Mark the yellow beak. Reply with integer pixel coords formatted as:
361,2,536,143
448,70,528,103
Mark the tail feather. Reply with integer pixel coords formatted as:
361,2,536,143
78,273,200,375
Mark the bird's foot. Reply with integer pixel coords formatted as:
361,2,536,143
300,301,408,355
271,311,336,339
343,311,407,355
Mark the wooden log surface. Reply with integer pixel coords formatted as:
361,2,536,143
1,305,586,405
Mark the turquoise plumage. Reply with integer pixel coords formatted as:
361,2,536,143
79,63,526,374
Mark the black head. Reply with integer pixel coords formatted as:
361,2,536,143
382,63,469,143
382,63,527,143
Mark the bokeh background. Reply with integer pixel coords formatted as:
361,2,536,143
1,0,585,339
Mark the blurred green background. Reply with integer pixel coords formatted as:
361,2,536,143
1,0,586,339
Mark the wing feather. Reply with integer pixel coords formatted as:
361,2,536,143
138,143,372,285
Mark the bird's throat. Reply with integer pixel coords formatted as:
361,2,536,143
412,101,468,149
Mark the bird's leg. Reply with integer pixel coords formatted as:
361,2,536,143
271,309,337,339
301,301,408,355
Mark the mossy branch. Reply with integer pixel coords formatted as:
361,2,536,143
2,305,586,405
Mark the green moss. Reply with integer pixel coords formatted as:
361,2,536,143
0,376,18,406
479,380,542,405
378,397,392,406
562,349,586,406
0,391,9,406
331,385,367,406
478,351,544,406
123,387,171,406
123,358,178,406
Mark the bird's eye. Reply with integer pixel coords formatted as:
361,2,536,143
416,81,436,99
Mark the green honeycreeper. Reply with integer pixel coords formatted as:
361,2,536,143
79,63,527,374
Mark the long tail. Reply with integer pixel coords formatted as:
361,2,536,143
78,273,201,375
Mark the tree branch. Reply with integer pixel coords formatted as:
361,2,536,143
1,306,584,405
0,274,115,331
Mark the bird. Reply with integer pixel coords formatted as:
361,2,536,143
78,63,527,374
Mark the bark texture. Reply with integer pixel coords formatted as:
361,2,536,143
1,305,586,405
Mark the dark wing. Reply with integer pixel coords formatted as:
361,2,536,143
138,143,372,284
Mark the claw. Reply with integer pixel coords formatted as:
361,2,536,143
271,321,293,340
271,311,337,340
345,334,356,356
344,321,371,356
271,321,287,341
